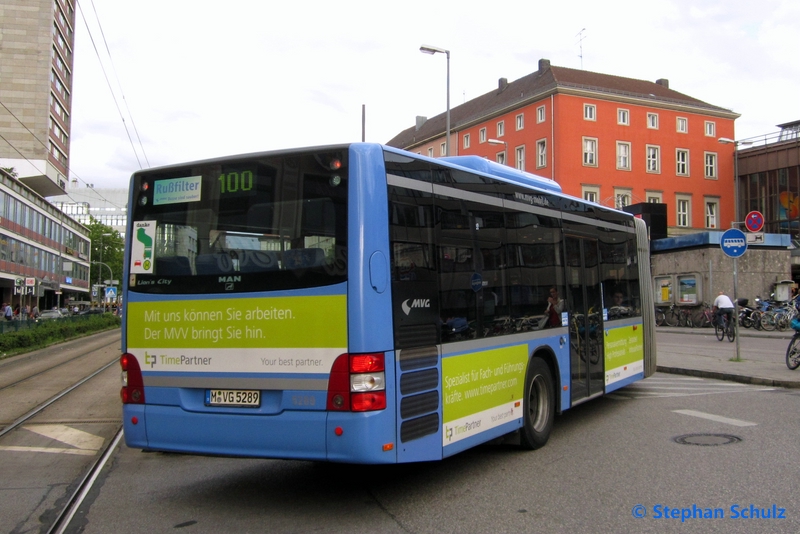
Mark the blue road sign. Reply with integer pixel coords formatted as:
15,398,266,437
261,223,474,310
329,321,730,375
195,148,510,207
720,228,747,258
471,272,483,292
105,287,117,299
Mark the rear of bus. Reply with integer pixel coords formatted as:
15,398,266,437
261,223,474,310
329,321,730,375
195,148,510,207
121,144,399,463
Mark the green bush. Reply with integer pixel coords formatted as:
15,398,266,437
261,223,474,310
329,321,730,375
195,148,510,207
0,314,121,357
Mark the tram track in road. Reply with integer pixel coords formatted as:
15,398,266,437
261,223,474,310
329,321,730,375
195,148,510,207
0,338,119,394
0,358,118,439
0,331,121,430
46,426,123,534
0,331,124,534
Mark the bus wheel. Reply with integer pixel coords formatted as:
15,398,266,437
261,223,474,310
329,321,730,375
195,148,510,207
520,357,554,450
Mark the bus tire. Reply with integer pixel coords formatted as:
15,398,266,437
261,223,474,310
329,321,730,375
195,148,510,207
520,357,555,450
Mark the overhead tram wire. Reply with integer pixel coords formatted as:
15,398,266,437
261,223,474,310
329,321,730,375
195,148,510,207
0,100,126,209
86,0,150,167
77,1,144,170
0,99,126,210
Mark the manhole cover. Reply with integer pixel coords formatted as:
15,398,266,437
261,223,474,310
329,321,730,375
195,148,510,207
674,433,742,446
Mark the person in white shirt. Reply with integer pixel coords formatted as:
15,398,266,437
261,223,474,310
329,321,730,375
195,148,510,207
713,291,735,326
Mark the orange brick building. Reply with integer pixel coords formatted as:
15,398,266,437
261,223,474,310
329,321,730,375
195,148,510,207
388,59,740,235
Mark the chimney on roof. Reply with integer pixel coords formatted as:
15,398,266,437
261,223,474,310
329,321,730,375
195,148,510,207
538,59,551,73
415,116,427,131
498,77,508,92
655,78,669,89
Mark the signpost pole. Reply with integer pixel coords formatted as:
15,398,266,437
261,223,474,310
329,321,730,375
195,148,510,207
721,226,747,362
733,255,741,361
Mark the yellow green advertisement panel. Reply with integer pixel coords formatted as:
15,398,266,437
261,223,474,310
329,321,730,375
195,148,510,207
441,346,528,447
127,295,346,374
604,323,644,387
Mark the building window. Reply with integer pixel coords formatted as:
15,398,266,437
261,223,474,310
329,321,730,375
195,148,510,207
515,146,525,170
646,145,660,173
705,121,716,137
583,186,600,203
427,147,434,157
583,137,598,166
516,114,524,131
646,192,663,203
705,152,718,178
537,105,545,123
440,143,446,156
536,139,547,168
616,142,631,170
615,189,632,209
705,199,719,229
676,149,689,176
677,196,691,227
618,108,629,125
584,104,596,121
647,113,659,129
497,121,505,138
463,134,470,149
496,151,506,165
677,117,688,133
479,128,486,143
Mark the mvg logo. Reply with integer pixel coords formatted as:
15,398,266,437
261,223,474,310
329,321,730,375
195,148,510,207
402,298,430,316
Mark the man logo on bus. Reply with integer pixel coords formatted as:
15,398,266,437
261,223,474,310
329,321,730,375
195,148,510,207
402,298,431,316
144,351,157,368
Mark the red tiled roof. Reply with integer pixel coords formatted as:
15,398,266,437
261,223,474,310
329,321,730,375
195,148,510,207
387,60,735,149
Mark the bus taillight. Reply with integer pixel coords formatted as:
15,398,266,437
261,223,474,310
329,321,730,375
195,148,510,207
326,352,386,412
120,352,145,404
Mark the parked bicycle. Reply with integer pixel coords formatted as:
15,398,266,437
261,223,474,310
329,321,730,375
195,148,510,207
714,310,735,342
657,303,693,327
694,302,714,328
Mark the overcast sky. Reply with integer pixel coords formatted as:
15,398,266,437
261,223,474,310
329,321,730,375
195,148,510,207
68,0,800,189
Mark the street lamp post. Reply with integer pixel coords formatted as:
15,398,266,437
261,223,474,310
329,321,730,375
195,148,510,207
718,137,753,224
488,139,508,165
91,261,112,313
717,137,753,364
420,44,450,156
97,233,112,309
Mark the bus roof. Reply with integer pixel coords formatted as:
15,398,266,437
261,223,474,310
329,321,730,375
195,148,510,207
439,155,562,193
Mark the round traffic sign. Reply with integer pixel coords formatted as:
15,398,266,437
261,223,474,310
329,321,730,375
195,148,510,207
720,228,747,258
745,211,764,233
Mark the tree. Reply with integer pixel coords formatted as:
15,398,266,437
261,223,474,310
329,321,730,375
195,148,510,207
86,219,123,294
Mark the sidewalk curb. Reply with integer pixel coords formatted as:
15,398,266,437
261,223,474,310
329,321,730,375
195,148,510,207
656,365,800,389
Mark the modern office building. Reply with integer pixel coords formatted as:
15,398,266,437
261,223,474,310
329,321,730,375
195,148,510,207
0,1,91,312
0,0,75,198
736,120,800,278
50,186,129,235
0,168,91,311
388,59,741,235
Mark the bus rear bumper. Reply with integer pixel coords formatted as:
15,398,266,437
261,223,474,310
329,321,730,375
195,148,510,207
123,405,329,460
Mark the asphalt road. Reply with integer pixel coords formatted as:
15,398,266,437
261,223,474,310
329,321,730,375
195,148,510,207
77,371,799,533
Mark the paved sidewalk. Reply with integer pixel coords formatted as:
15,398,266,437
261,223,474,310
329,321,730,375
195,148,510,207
655,325,800,389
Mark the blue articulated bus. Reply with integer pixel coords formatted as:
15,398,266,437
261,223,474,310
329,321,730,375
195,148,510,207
120,143,656,463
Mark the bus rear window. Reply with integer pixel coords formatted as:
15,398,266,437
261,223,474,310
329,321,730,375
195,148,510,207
128,150,348,294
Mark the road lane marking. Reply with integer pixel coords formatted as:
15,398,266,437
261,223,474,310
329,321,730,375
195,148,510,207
24,424,104,450
0,445,96,455
672,409,757,427
0,425,104,455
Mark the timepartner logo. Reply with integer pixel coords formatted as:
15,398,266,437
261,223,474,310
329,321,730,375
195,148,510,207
144,351,157,368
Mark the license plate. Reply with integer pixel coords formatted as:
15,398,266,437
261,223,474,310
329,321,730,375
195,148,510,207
205,389,261,407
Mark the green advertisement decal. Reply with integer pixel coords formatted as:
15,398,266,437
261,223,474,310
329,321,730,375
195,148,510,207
442,346,527,423
604,323,644,387
128,295,346,349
